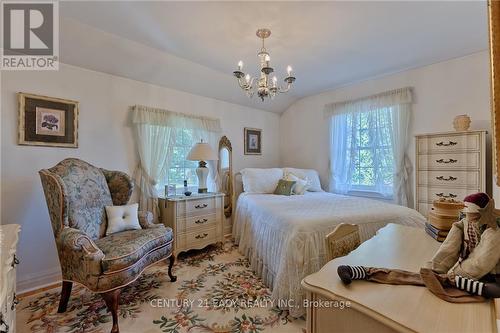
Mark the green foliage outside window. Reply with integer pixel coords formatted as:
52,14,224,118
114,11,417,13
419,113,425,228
347,109,394,189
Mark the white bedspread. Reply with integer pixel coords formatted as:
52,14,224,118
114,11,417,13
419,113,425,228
232,192,426,317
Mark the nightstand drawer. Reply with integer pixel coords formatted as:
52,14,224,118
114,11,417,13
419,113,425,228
186,227,217,243
180,214,217,231
177,197,216,217
176,226,218,249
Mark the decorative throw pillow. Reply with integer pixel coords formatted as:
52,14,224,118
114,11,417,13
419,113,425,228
274,179,296,196
240,168,284,193
283,168,323,192
105,203,142,236
286,173,310,195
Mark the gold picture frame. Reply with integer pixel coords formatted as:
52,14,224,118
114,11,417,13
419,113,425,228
489,0,500,185
18,92,79,148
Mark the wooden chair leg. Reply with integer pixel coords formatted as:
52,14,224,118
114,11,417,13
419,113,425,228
57,281,73,313
101,289,121,333
168,255,177,282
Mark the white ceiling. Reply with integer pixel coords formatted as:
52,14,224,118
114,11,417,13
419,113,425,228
60,1,489,113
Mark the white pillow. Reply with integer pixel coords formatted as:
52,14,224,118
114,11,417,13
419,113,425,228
240,168,284,194
286,173,309,195
283,168,323,192
105,203,142,236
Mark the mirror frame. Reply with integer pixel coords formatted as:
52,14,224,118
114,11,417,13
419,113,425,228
489,0,500,185
218,135,233,218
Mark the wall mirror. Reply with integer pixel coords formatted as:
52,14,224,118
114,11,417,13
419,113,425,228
489,0,500,185
218,136,233,217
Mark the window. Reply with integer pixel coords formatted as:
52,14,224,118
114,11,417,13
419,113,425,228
166,128,199,191
347,108,394,194
327,88,412,205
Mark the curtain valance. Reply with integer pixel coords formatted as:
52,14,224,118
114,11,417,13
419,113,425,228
324,87,413,116
132,105,222,133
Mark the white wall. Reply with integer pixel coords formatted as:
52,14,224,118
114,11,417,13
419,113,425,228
280,51,493,201
1,63,280,292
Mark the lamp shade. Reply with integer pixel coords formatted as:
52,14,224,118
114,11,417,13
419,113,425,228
186,142,218,161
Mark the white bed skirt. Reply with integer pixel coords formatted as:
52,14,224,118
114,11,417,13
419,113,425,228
232,192,426,317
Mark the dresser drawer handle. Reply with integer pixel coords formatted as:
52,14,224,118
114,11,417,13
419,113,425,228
195,218,208,224
195,233,208,239
436,176,458,181
194,204,208,209
0,312,9,333
11,293,18,311
436,192,458,199
436,158,458,164
11,255,19,268
435,141,458,147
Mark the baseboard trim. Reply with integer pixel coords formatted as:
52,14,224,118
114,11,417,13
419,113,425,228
18,266,62,295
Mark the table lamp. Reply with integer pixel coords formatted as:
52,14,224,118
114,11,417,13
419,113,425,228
186,140,218,193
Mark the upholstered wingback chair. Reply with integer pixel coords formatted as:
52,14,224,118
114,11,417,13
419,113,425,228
39,158,176,333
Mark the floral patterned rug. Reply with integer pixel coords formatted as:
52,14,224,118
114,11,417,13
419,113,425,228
17,241,306,333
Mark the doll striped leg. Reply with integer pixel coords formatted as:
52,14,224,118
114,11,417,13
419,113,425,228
337,265,424,286
454,276,485,296
337,265,367,284
454,276,500,298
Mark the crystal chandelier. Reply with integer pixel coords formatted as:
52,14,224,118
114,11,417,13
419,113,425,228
233,28,296,101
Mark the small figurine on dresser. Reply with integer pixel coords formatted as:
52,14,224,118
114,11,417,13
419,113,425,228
337,192,500,302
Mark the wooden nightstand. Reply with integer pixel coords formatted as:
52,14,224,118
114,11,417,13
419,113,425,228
158,193,224,256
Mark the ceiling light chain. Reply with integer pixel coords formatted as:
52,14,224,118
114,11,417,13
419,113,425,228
233,28,296,101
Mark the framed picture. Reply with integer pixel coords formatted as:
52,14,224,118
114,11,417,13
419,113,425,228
244,127,262,155
18,92,79,148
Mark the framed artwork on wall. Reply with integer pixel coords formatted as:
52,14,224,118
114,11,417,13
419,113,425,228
18,92,79,148
244,127,262,155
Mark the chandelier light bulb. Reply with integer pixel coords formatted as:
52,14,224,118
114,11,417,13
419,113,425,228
238,61,243,70
265,55,270,62
287,65,292,76
272,76,277,86
245,74,251,83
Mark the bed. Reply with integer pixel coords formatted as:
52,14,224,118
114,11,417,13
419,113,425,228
232,172,426,317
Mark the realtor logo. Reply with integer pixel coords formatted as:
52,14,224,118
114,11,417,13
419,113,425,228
1,1,59,70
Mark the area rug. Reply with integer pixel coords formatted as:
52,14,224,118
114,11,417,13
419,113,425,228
17,240,306,333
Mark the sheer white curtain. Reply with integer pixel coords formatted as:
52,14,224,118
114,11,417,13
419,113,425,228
325,87,413,206
132,105,221,219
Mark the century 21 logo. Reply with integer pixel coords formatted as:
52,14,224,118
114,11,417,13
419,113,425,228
2,2,54,56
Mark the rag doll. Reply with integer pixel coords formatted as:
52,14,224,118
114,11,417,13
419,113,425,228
337,193,500,302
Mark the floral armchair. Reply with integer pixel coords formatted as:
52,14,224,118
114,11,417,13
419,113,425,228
39,158,176,333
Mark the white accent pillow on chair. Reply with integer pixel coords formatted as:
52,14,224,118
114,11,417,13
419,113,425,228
105,203,142,235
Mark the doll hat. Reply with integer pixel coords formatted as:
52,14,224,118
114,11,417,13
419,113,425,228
463,192,490,213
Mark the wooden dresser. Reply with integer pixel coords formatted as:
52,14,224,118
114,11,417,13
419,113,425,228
0,224,21,333
159,193,224,256
415,130,487,216
302,224,495,333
